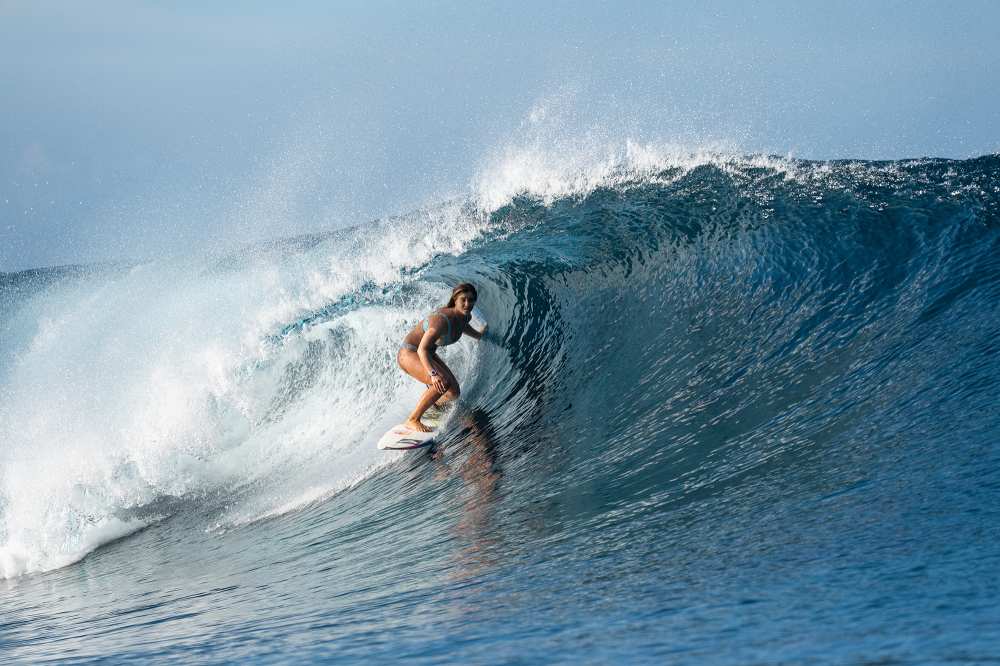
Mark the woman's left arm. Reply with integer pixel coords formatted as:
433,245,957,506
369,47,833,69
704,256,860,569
463,322,488,341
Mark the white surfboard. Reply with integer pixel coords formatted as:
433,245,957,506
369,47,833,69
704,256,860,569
377,424,437,450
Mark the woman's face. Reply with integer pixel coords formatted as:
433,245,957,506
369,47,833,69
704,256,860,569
454,292,476,315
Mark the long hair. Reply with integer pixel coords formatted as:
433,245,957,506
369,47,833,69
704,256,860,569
446,282,478,308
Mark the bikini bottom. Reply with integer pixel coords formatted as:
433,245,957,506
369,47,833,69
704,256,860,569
400,343,438,354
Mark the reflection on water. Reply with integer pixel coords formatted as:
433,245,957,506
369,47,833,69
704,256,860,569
436,407,504,580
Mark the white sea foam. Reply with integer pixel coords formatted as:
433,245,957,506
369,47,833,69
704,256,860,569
471,134,806,213
0,202,486,579
468,96,816,212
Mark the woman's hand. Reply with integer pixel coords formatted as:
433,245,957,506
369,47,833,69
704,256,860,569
430,370,449,394
463,320,487,341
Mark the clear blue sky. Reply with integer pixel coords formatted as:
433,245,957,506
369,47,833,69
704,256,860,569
2,0,998,271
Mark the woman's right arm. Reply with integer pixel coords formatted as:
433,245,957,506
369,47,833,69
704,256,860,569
418,316,449,393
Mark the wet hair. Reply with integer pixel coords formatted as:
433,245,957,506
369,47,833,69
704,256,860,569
446,282,478,308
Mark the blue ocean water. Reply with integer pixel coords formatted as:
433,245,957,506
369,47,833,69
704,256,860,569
1,152,999,663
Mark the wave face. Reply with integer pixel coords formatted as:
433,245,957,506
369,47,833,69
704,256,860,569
2,152,999,663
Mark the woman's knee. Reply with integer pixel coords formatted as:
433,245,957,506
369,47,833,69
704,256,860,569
444,384,461,400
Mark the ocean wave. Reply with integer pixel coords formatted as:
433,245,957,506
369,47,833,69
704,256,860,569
1,151,998,582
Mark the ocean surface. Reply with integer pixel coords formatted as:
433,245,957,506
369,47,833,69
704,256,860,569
1,150,999,663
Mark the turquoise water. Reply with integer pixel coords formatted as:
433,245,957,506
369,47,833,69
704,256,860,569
2,154,999,663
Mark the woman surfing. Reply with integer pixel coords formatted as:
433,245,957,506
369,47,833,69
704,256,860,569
397,283,487,432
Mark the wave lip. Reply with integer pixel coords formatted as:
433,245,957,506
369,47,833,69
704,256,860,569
470,136,812,213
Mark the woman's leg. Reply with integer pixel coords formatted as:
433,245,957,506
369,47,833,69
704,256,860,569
397,349,457,431
430,357,461,405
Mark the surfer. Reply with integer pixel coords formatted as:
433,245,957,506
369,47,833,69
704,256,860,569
397,283,487,432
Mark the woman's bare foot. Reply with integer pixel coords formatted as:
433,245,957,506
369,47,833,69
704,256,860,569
404,418,432,432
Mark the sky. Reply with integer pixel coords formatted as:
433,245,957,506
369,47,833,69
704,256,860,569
2,0,999,271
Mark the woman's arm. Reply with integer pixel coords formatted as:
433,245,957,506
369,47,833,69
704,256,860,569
463,322,488,341
419,316,450,393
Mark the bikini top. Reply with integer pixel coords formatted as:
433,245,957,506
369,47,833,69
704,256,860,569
423,310,459,346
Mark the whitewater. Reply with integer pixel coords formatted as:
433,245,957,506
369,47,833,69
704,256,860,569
1,144,999,663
